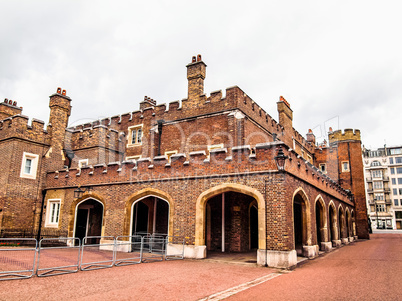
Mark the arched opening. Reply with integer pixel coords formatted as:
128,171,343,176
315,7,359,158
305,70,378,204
205,191,258,253
346,209,351,238
131,196,169,236
293,191,310,256
74,198,104,244
339,206,345,239
351,210,356,236
315,200,326,247
329,204,337,241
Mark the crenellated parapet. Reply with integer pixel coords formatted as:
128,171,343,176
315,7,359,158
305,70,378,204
0,114,49,144
47,142,352,204
328,129,361,144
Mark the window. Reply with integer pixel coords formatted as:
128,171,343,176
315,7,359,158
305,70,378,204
399,188,402,195
374,193,384,201
392,178,396,185
342,161,350,172
372,170,382,178
397,167,402,174
20,152,39,179
46,199,61,227
396,211,402,219
371,161,381,167
127,125,143,146
319,163,326,173
393,188,398,195
307,155,312,164
373,181,383,189
78,159,89,169
390,158,394,164
376,204,385,212
398,178,402,185
391,168,395,175
396,157,402,164
394,199,399,206
390,148,402,155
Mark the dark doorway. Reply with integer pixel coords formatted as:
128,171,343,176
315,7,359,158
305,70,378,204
250,205,258,249
206,192,257,253
339,209,345,239
132,197,169,236
75,199,103,244
294,201,303,255
315,202,324,247
329,206,337,241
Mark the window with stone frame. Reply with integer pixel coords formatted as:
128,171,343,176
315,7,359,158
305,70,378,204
45,199,61,227
20,152,39,179
127,125,143,146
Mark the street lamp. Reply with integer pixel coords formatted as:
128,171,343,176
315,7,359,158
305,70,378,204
374,198,380,230
74,185,92,199
274,145,288,171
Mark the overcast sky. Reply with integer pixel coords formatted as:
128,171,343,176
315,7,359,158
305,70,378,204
1,1,401,149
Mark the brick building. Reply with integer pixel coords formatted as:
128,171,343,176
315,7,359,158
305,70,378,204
0,55,369,268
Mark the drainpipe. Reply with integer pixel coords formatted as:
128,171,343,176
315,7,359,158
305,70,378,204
36,189,47,242
264,179,268,267
157,120,164,156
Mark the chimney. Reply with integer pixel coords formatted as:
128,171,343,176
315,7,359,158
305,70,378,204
306,129,316,145
186,54,206,107
277,96,293,130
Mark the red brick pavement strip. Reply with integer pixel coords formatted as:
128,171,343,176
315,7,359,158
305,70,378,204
0,259,276,301
227,234,402,301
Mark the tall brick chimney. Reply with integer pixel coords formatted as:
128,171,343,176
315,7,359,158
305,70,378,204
46,87,72,171
277,96,293,130
185,54,206,108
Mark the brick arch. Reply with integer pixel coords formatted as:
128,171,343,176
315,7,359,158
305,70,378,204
345,207,352,237
123,188,175,237
338,205,346,239
195,183,266,249
314,195,328,242
68,192,107,238
328,201,338,240
292,187,312,246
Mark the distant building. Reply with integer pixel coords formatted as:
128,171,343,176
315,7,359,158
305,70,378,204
363,145,402,230
0,55,369,268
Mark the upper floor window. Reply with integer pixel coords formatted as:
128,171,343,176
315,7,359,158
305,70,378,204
372,170,382,178
319,163,326,174
390,158,394,164
391,168,395,175
20,152,39,179
128,125,143,146
396,157,402,164
376,204,386,212
397,167,402,174
390,148,402,155
374,193,384,201
371,161,381,167
45,199,61,227
392,178,396,185
398,178,402,185
341,161,350,172
373,181,383,189
394,199,399,206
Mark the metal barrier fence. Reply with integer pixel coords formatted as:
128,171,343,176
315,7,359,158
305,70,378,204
36,237,81,277
80,236,115,271
0,234,185,280
0,238,37,280
114,235,143,266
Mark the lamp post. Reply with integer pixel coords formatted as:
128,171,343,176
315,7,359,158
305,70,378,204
274,145,288,171
74,185,92,199
374,198,380,230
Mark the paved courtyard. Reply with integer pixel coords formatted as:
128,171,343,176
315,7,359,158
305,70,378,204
0,233,401,300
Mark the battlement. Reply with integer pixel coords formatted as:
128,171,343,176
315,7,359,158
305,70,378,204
0,98,23,120
0,114,49,144
47,142,352,203
328,129,361,144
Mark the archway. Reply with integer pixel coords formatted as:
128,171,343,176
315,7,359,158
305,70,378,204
339,206,346,239
205,191,258,253
346,209,351,238
195,183,265,254
74,198,104,244
315,197,326,247
131,196,169,236
328,203,338,241
293,189,311,256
